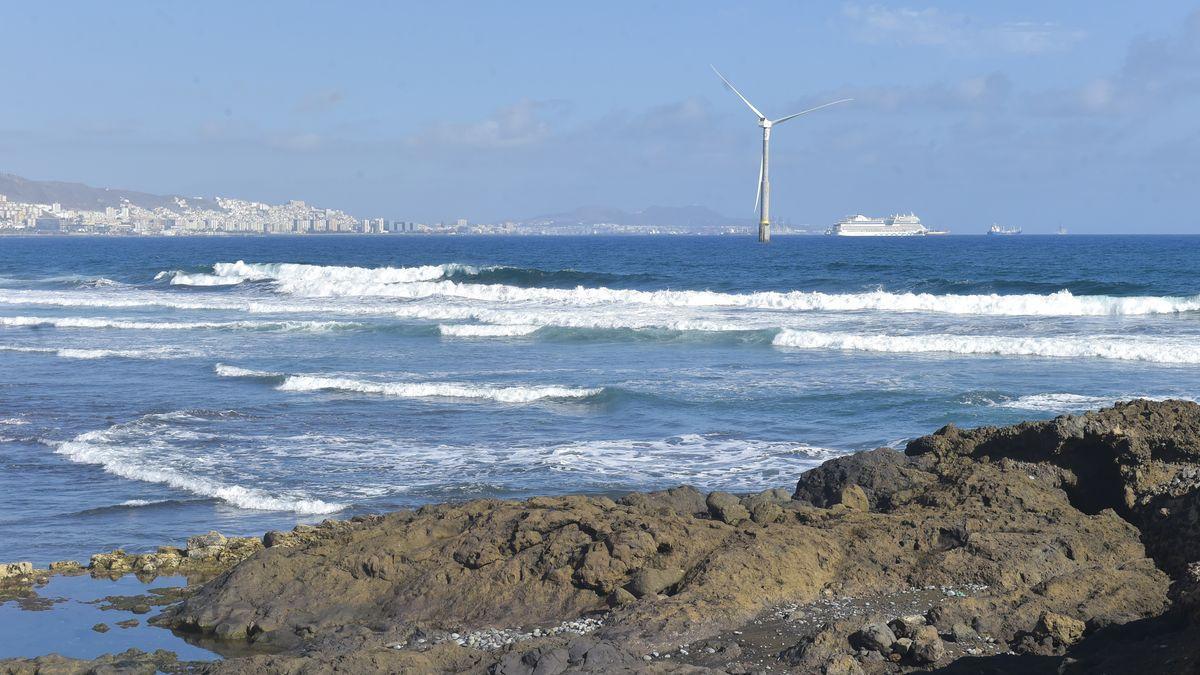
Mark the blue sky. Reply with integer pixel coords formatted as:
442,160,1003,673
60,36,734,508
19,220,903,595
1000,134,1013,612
2,2,1199,232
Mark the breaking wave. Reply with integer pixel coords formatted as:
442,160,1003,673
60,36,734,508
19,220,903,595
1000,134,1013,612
151,261,1200,317
1,315,359,332
981,392,1195,412
438,323,541,337
772,329,1200,364
0,345,194,360
276,376,603,403
213,364,280,379
160,261,470,287
277,279,1200,317
54,417,345,514
215,365,603,403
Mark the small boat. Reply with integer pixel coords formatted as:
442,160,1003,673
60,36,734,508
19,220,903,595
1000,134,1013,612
987,224,1021,236
1057,226,1068,235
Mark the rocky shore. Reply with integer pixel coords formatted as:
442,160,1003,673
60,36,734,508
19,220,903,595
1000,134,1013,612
5,399,1200,673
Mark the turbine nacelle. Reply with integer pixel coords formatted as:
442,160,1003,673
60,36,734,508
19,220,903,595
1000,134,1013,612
760,119,772,129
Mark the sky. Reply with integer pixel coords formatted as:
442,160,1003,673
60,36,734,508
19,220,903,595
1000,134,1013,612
2,2,1199,233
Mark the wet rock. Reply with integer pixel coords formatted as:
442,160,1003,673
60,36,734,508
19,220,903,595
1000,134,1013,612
0,562,34,583
48,560,83,574
116,619,139,629
92,622,110,633
188,531,228,550
185,531,230,560
706,491,750,524
0,649,179,675
851,622,896,652
910,625,946,664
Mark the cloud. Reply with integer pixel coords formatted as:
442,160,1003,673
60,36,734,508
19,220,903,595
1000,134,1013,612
1030,9,1200,116
842,4,1085,55
818,72,1013,113
406,99,569,150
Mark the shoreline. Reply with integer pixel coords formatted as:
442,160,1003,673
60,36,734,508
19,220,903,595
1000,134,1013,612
2,399,1199,673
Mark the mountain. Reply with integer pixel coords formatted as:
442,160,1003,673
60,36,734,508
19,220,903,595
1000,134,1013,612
0,173,219,211
523,205,750,229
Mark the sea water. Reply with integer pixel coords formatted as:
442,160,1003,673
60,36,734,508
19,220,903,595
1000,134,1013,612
1,234,1198,564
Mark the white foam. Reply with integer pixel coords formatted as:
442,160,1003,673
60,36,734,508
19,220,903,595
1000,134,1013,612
159,271,243,286
214,363,280,378
0,418,25,426
275,374,602,403
438,323,541,337
119,499,172,507
0,315,356,332
55,428,344,514
255,270,1200,317
0,345,194,360
516,435,837,487
163,261,468,287
353,434,845,494
990,392,1195,412
772,329,1200,364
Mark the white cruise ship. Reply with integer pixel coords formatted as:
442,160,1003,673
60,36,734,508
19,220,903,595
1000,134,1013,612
987,224,1022,236
828,213,930,237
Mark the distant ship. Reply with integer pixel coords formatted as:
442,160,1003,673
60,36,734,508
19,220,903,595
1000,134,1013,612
1057,226,1068,235
987,224,1022,236
828,213,932,237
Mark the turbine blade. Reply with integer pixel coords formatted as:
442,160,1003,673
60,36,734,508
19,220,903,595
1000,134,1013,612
710,65,765,120
754,154,764,213
772,98,854,125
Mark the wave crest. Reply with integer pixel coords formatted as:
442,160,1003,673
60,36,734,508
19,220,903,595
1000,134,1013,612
215,365,601,403
438,323,541,337
54,424,345,515
772,329,1200,364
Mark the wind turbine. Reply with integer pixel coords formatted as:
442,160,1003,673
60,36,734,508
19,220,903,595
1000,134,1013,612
711,66,851,243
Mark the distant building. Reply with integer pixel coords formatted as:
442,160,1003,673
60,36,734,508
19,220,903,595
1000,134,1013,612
35,216,63,233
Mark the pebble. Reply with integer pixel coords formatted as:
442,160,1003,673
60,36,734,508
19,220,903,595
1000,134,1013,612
435,615,605,651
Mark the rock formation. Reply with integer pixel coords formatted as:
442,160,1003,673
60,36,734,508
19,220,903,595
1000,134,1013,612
4,399,1200,673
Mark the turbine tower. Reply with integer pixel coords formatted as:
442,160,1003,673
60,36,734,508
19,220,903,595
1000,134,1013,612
711,66,851,243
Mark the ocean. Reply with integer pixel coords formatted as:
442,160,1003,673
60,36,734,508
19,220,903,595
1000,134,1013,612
1,234,1198,565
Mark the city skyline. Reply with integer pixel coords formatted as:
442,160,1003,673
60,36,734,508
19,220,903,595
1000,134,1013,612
3,2,1200,232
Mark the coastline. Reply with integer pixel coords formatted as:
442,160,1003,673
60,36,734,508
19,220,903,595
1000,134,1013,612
2,399,1199,673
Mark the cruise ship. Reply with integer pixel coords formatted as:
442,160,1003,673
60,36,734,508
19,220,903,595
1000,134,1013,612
987,224,1022,236
828,213,932,237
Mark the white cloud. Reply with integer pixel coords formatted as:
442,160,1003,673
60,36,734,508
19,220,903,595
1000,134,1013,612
407,99,568,150
1030,10,1200,116
842,4,1085,55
